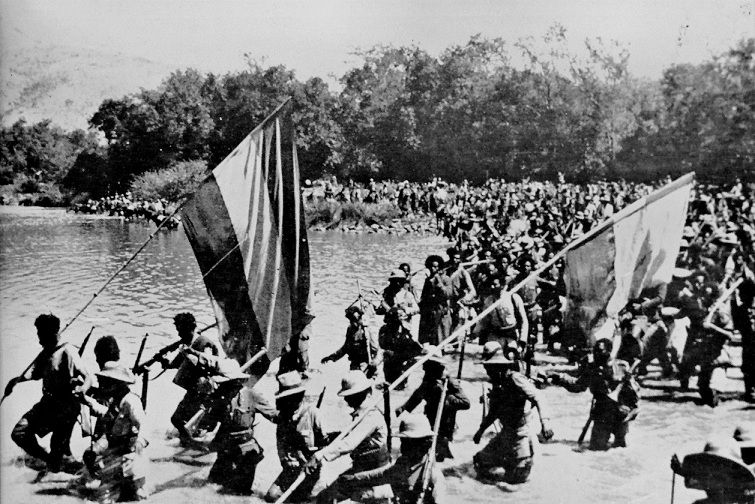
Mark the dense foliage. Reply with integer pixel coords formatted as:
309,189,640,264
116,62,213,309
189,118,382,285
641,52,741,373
1,33,753,204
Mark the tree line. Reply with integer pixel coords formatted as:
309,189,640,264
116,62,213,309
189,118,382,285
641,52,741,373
1,31,753,204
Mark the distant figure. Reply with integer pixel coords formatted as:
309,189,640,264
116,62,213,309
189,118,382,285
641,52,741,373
419,255,453,347
321,306,382,379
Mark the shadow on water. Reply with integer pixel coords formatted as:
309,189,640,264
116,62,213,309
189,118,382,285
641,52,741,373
151,468,209,495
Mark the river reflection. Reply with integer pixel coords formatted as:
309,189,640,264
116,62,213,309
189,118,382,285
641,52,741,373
0,206,447,379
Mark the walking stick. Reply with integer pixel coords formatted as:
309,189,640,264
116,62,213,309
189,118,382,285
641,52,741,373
417,377,448,504
578,397,595,446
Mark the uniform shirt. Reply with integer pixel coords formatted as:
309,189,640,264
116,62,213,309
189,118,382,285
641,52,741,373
448,267,476,305
487,372,538,438
29,343,90,403
385,454,447,504
89,392,146,453
277,402,326,469
377,287,419,317
172,334,223,389
327,323,381,367
230,386,278,429
323,404,387,463
402,376,471,439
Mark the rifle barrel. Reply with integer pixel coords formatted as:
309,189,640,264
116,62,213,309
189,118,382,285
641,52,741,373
78,326,96,357
417,377,448,504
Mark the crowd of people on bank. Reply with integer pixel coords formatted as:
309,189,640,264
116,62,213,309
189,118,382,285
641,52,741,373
8,174,755,503
70,193,180,229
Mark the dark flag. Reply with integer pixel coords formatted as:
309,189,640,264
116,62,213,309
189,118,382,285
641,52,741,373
181,100,311,363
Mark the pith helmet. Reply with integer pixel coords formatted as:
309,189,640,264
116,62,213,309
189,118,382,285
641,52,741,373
337,370,372,396
389,269,407,281
479,341,513,365
275,371,307,399
397,413,434,438
96,361,136,385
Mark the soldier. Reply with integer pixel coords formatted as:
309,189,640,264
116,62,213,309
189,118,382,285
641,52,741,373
379,307,423,388
321,306,382,379
636,306,673,378
265,372,328,503
486,267,529,350
395,350,470,461
384,414,447,504
671,436,755,504
309,371,393,504
419,255,453,347
207,359,277,495
375,269,419,323
80,362,147,502
163,312,223,445
472,342,552,484
551,339,640,450
731,278,755,402
279,310,315,376
446,248,477,333
7,313,92,474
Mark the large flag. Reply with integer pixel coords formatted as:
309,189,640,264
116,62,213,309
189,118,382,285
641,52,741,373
180,100,311,363
563,173,694,345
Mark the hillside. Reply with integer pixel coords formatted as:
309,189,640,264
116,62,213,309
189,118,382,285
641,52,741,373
1,41,175,131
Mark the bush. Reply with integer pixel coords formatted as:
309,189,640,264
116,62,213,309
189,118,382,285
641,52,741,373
129,160,208,202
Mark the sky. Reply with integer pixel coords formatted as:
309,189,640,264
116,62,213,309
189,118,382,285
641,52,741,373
1,0,754,83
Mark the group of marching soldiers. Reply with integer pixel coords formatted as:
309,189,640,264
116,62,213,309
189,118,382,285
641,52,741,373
5,179,755,502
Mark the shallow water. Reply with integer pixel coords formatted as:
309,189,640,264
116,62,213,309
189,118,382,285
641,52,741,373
0,207,753,504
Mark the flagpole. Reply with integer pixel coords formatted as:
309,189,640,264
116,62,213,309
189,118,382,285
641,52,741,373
59,99,295,337
60,201,190,336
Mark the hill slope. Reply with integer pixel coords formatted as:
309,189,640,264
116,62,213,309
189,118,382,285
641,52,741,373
1,41,175,131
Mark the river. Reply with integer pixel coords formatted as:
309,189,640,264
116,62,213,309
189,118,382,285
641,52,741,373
0,206,753,504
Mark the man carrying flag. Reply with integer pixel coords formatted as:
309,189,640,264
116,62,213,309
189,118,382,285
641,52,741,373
180,99,312,372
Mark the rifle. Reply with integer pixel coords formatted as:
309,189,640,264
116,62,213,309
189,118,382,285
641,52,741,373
357,279,371,366
416,377,448,504
78,326,96,356
132,333,148,373
456,329,467,380
183,348,267,436
577,397,594,446
133,340,182,374
132,333,149,410
383,386,392,459
316,385,327,408
78,326,96,437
